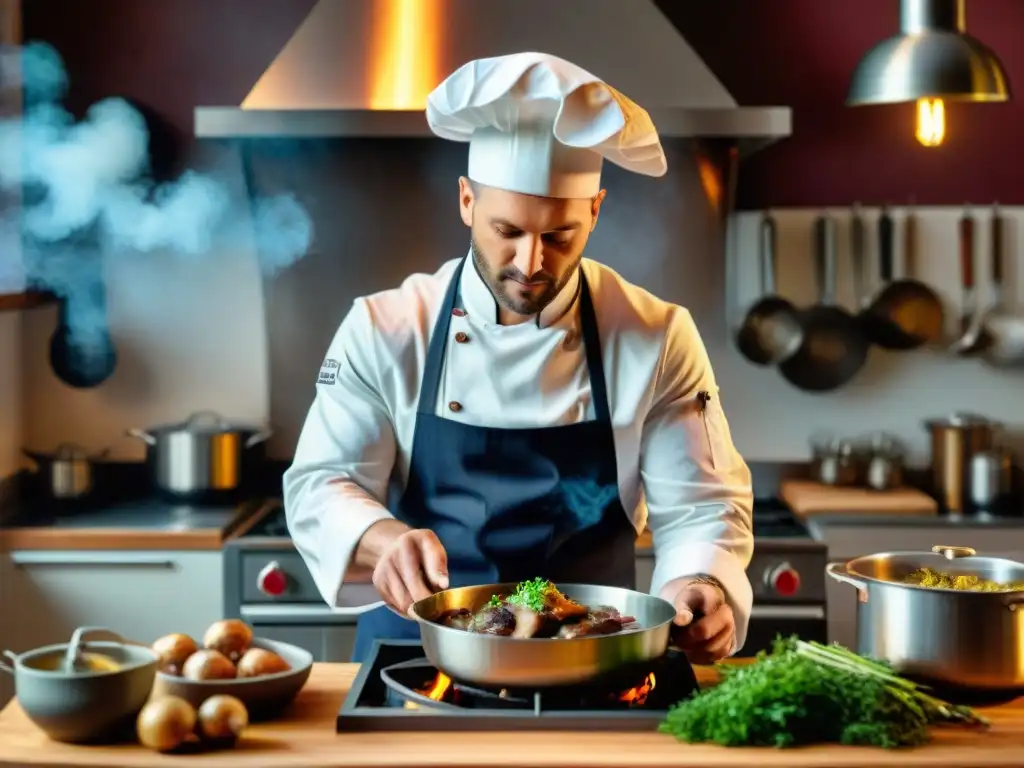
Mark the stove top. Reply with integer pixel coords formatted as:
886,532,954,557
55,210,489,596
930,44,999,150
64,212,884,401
240,498,811,541
337,640,700,732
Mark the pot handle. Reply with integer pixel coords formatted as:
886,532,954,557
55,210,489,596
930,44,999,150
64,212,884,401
932,545,977,560
125,428,157,446
64,627,129,671
1005,594,1024,613
244,428,273,449
825,561,867,591
0,650,15,674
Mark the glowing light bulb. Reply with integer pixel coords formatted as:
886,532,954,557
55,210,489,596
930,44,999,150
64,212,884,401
916,98,945,147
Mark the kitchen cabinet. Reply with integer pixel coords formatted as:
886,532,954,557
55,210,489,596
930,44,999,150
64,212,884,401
813,521,1024,650
1,549,224,692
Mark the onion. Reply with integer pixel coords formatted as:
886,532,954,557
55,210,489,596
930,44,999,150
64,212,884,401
196,695,249,745
182,649,237,681
203,619,253,662
136,696,197,752
237,647,290,678
151,633,198,675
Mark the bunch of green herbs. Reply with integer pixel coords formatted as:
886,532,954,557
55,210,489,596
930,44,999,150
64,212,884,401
659,636,988,749
491,577,555,612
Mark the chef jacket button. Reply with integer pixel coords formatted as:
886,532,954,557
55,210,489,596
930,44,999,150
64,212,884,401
448,401,463,413
455,332,469,344
452,308,466,317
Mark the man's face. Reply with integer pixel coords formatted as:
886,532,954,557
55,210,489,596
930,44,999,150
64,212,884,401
459,178,606,323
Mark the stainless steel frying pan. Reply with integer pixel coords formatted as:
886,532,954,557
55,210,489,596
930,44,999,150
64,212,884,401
410,583,676,689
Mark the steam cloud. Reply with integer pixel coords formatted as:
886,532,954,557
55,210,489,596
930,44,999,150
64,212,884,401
0,41,314,347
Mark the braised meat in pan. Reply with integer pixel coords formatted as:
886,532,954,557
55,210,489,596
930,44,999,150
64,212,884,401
433,578,638,639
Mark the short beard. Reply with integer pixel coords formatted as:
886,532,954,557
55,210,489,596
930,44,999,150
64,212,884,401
470,237,580,318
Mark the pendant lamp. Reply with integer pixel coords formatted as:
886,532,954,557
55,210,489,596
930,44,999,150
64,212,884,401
847,0,1010,145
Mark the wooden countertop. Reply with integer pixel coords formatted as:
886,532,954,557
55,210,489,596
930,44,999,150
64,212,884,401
0,663,1020,768
0,500,270,552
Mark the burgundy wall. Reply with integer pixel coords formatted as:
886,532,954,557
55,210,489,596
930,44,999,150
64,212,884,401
23,0,1024,208
664,0,1024,209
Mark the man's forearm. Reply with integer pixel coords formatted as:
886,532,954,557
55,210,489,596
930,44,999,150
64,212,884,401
351,518,412,571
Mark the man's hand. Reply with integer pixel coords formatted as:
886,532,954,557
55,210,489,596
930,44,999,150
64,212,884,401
669,578,735,664
370,527,449,615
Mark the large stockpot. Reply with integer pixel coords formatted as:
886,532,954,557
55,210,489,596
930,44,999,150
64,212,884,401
827,545,1024,692
411,583,677,689
126,411,272,500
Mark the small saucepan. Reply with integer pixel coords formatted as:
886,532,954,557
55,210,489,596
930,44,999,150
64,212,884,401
22,444,110,501
410,582,677,689
0,627,159,743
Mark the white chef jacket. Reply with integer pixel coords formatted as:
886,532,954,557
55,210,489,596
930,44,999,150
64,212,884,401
284,255,755,650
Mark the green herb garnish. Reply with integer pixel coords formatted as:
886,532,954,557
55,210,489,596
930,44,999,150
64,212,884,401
659,636,988,749
487,595,503,608
501,577,555,613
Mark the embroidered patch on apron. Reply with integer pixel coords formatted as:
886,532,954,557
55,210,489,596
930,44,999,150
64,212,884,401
317,358,340,385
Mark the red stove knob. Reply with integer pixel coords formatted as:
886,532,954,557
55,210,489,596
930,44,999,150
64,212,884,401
765,563,801,597
257,561,288,597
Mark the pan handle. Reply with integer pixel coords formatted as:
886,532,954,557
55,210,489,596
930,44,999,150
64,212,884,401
991,203,1004,307
850,203,868,309
960,209,976,330
878,207,894,283
759,213,777,296
814,215,837,307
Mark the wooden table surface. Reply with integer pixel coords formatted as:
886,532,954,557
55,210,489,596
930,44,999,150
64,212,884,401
0,663,1021,768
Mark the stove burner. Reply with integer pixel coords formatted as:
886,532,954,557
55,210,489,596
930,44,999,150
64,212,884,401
380,658,661,712
338,640,699,732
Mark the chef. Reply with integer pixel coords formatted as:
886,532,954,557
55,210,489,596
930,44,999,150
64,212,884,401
284,52,754,665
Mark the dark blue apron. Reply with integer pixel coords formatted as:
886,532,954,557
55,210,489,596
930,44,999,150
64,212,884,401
351,258,636,662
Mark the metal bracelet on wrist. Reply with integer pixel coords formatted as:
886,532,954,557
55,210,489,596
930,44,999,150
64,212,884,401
686,574,725,593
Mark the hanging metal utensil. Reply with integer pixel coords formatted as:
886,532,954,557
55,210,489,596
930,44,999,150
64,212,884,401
779,214,870,393
735,212,804,366
980,204,1024,368
861,204,944,350
950,206,989,356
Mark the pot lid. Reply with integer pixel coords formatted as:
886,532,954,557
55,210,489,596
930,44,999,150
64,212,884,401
923,412,997,429
152,411,261,434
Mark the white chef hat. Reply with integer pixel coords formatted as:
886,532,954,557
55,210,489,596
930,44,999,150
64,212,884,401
426,52,667,199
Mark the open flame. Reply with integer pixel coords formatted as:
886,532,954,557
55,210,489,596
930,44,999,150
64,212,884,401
422,672,453,701
406,670,656,708
617,673,656,706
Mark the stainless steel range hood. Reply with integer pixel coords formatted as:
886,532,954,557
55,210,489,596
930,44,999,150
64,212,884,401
195,0,791,155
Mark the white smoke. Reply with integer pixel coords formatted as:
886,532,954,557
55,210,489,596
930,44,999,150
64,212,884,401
0,41,313,345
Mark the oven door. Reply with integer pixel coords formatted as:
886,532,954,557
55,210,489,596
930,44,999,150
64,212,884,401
734,604,828,657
